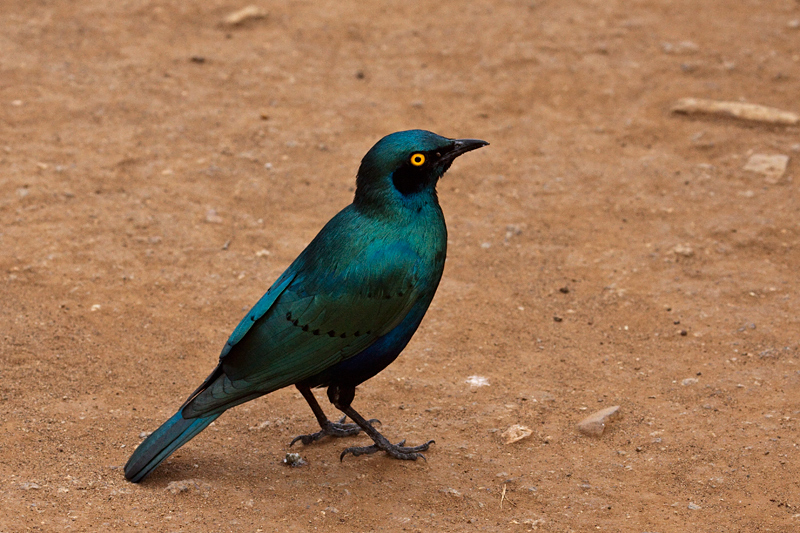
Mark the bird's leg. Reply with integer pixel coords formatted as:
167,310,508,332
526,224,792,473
329,385,434,461
290,384,379,446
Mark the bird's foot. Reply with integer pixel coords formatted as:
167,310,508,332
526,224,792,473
340,438,435,461
290,415,380,446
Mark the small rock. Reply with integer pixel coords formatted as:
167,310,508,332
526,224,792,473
688,502,702,510
788,19,800,29
577,405,621,437
223,5,267,26
672,244,694,257
661,41,699,54
283,452,306,467
743,154,789,183
205,209,223,224
502,424,533,444
248,420,271,430
255,249,271,257
505,224,523,241
681,378,698,386
465,375,489,387
19,482,40,490
165,479,206,494
522,518,546,527
439,487,462,497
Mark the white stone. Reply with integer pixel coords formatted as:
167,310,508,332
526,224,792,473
502,424,533,444
577,405,621,437
743,154,789,183
465,375,489,387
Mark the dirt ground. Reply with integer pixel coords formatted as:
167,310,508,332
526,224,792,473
2,0,800,531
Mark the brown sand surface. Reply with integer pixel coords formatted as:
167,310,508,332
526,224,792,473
2,1,800,531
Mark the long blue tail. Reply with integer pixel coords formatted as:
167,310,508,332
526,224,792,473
124,411,221,483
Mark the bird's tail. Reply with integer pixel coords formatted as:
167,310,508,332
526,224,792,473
124,410,220,483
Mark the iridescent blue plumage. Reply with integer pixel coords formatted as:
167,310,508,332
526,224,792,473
124,130,487,482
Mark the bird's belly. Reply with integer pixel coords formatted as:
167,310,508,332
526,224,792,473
302,294,433,389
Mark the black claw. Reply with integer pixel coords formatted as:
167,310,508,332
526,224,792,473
339,438,434,461
340,444,381,461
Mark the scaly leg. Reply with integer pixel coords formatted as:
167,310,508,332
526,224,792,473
327,384,434,461
290,384,379,446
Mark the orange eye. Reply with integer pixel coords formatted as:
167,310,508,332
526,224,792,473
410,153,425,166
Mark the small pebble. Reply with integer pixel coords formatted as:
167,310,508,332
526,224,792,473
465,375,489,387
688,502,701,510
501,424,533,444
743,154,789,183
283,452,307,467
165,479,205,494
205,209,223,224
577,405,621,437
661,41,699,54
681,378,698,386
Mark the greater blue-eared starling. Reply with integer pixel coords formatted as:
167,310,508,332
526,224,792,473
124,130,488,482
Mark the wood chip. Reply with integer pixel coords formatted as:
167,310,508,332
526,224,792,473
223,5,267,26
576,405,621,437
671,98,799,126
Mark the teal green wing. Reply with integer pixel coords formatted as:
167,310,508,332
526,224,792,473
182,239,424,418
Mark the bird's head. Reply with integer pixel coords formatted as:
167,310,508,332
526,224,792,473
354,130,488,208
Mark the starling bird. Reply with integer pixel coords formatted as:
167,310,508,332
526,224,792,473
124,130,487,482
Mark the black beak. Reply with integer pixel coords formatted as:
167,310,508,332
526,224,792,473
439,138,489,163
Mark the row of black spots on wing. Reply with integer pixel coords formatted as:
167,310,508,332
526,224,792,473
366,291,398,300
286,311,362,339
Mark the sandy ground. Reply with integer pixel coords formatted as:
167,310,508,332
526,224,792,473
2,0,800,531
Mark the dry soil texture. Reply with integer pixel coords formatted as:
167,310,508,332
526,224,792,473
2,1,800,531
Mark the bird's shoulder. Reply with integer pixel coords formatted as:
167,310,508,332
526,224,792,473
294,203,445,294
220,203,444,362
